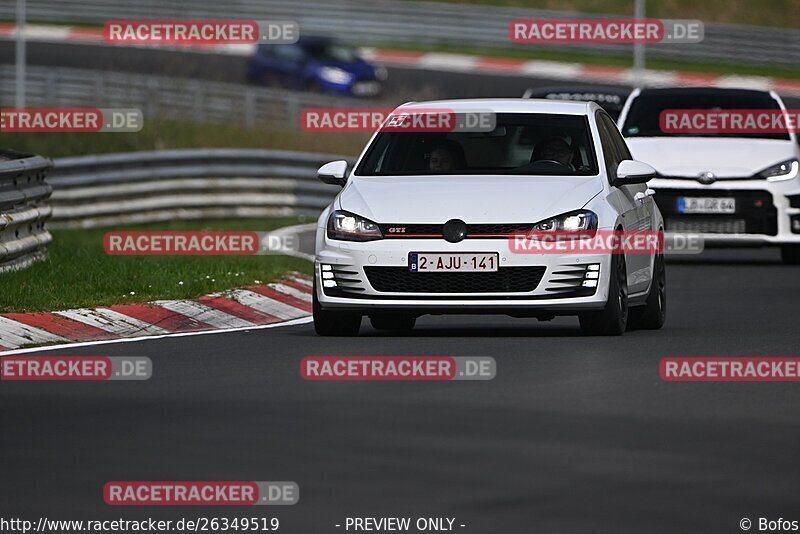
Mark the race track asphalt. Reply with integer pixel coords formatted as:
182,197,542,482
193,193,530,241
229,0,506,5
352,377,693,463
1,248,799,533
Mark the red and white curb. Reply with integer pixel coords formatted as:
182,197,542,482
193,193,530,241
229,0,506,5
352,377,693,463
1,23,799,96
0,272,313,354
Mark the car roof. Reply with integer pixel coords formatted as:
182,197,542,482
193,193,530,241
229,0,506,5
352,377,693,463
523,85,631,99
635,87,774,99
396,98,598,115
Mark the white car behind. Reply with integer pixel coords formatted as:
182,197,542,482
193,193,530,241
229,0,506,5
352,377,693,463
618,87,800,263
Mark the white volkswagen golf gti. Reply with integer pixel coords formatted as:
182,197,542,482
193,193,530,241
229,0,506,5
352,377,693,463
313,99,666,336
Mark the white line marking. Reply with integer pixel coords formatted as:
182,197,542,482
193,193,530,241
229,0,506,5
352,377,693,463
55,308,169,336
288,276,313,288
153,300,255,329
520,60,583,79
418,53,478,72
0,317,68,349
0,317,312,356
268,283,312,303
226,290,308,320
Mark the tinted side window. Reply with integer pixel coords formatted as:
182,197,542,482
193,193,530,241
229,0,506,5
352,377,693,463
273,44,305,62
596,112,622,181
600,113,632,161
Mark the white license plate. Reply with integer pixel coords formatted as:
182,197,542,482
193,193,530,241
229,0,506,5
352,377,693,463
409,252,499,272
677,197,736,214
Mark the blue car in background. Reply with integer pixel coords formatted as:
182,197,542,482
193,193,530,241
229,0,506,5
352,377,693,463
247,37,387,97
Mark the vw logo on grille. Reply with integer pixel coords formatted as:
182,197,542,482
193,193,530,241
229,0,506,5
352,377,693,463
697,171,716,185
442,219,467,243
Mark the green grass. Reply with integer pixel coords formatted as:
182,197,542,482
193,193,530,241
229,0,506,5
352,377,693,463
0,218,313,313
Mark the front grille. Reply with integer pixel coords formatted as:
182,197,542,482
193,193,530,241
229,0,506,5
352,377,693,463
655,190,777,235
364,266,546,293
658,175,755,182
380,223,533,238
667,217,747,234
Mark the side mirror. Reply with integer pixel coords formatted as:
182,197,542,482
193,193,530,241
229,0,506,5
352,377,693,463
615,159,656,186
317,160,348,187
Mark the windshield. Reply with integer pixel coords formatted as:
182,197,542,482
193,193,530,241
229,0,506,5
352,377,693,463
623,91,790,140
355,113,598,176
304,42,359,63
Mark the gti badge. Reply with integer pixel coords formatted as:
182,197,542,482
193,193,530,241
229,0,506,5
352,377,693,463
697,171,716,185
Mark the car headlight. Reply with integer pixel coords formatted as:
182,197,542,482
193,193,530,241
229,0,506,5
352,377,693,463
374,66,388,81
758,159,799,182
319,66,353,85
327,210,383,242
530,210,598,233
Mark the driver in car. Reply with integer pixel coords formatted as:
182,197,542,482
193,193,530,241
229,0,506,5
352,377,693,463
533,137,575,169
428,147,455,172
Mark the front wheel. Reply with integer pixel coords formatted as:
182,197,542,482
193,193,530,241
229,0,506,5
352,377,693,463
579,253,628,336
628,252,666,330
781,245,800,265
313,281,361,336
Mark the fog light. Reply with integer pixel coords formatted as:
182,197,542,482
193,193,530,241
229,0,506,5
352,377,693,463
586,271,600,279
322,264,332,271
323,280,337,288
587,264,600,271
792,216,800,234
582,280,598,288
322,272,334,280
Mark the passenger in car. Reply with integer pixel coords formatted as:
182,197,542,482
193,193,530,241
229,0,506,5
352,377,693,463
427,140,467,172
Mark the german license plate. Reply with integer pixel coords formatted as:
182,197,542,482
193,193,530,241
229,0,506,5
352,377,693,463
409,252,499,272
677,197,736,214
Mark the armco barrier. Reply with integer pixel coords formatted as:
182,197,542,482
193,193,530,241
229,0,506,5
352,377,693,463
47,149,355,228
0,151,54,273
0,65,360,130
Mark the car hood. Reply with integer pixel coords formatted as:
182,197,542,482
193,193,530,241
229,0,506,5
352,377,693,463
624,137,796,177
338,175,603,223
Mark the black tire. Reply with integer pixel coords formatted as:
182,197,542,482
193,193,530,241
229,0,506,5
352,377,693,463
628,251,666,330
579,252,628,336
781,245,800,265
369,314,416,332
313,280,361,336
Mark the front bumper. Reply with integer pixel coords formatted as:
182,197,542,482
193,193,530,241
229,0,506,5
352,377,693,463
651,177,800,245
315,235,613,312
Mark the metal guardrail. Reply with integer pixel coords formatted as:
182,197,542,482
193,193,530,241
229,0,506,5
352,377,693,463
0,151,53,273
0,0,798,67
0,65,366,130
47,149,354,228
